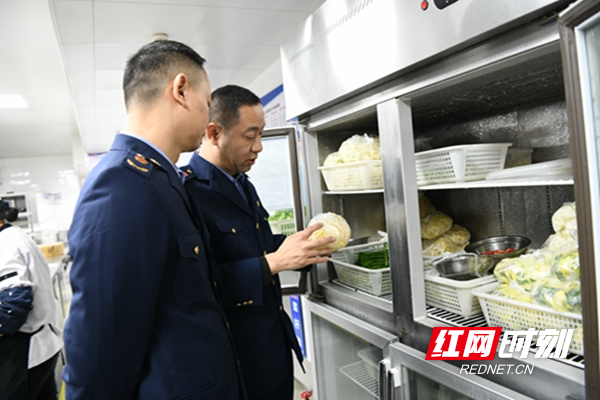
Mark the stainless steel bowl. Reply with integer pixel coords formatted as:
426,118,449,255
432,254,494,279
465,235,531,263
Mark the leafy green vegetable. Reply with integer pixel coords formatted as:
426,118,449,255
268,209,294,221
357,243,389,270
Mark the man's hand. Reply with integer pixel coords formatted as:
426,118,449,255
265,222,336,275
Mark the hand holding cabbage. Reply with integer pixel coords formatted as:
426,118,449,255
265,222,336,274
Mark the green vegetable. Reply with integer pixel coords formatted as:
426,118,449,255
531,277,581,314
550,249,580,282
357,243,389,270
268,209,294,221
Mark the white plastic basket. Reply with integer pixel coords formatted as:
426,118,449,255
415,143,511,185
424,272,496,318
357,347,381,381
331,241,390,296
472,282,583,355
319,160,383,191
268,219,296,236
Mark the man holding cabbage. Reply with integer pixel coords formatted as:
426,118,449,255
182,85,336,400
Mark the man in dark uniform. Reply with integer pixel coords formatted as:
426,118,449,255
183,85,335,400
64,41,246,400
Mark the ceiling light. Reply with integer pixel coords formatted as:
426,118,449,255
0,95,28,108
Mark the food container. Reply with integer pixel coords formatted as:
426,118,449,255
415,143,511,185
465,235,531,265
319,160,383,191
472,282,583,355
432,254,495,279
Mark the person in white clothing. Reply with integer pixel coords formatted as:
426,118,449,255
0,199,63,400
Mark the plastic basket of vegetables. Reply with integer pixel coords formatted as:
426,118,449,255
319,134,383,192
472,281,583,355
268,209,296,236
330,241,391,296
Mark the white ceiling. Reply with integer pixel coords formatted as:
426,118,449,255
0,0,325,158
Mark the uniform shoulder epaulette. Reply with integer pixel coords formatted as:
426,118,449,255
122,151,154,177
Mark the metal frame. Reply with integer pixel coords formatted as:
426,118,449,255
261,126,308,295
559,1,600,398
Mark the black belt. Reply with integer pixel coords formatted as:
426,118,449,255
0,272,17,283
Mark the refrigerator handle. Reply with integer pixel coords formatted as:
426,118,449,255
387,367,401,400
379,359,391,400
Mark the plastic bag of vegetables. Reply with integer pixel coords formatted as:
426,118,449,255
442,224,471,248
493,283,532,303
323,152,344,166
530,277,581,314
420,211,453,240
493,250,553,290
422,236,457,257
418,194,437,219
338,134,381,163
552,202,577,239
550,249,580,282
307,212,351,251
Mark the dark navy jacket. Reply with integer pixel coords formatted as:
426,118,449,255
183,153,302,397
64,134,246,400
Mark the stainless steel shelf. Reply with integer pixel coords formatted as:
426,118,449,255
418,177,574,190
325,189,384,195
339,361,378,399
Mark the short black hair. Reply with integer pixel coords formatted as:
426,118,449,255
0,200,18,222
210,85,261,131
123,40,207,109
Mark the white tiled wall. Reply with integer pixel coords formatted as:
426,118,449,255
0,155,80,243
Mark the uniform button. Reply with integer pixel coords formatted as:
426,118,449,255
272,280,275,285
256,223,260,230
279,306,283,311
243,301,248,306
264,217,268,221
231,228,237,234
256,200,260,207
248,300,254,305
194,246,200,255
227,322,231,329
263,250,267,255
213,281,217,288
236,303,242,307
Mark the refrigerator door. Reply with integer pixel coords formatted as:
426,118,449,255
304,300,398,400
559,1,600,398
387,342,534,400
246,126,307,294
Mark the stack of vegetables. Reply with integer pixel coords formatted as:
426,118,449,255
492,202,581,314
323,133,381,166
356,242,389,270
419,194,471,259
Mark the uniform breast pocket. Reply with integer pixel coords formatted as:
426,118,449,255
174,233,212,305
213,220,244,259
